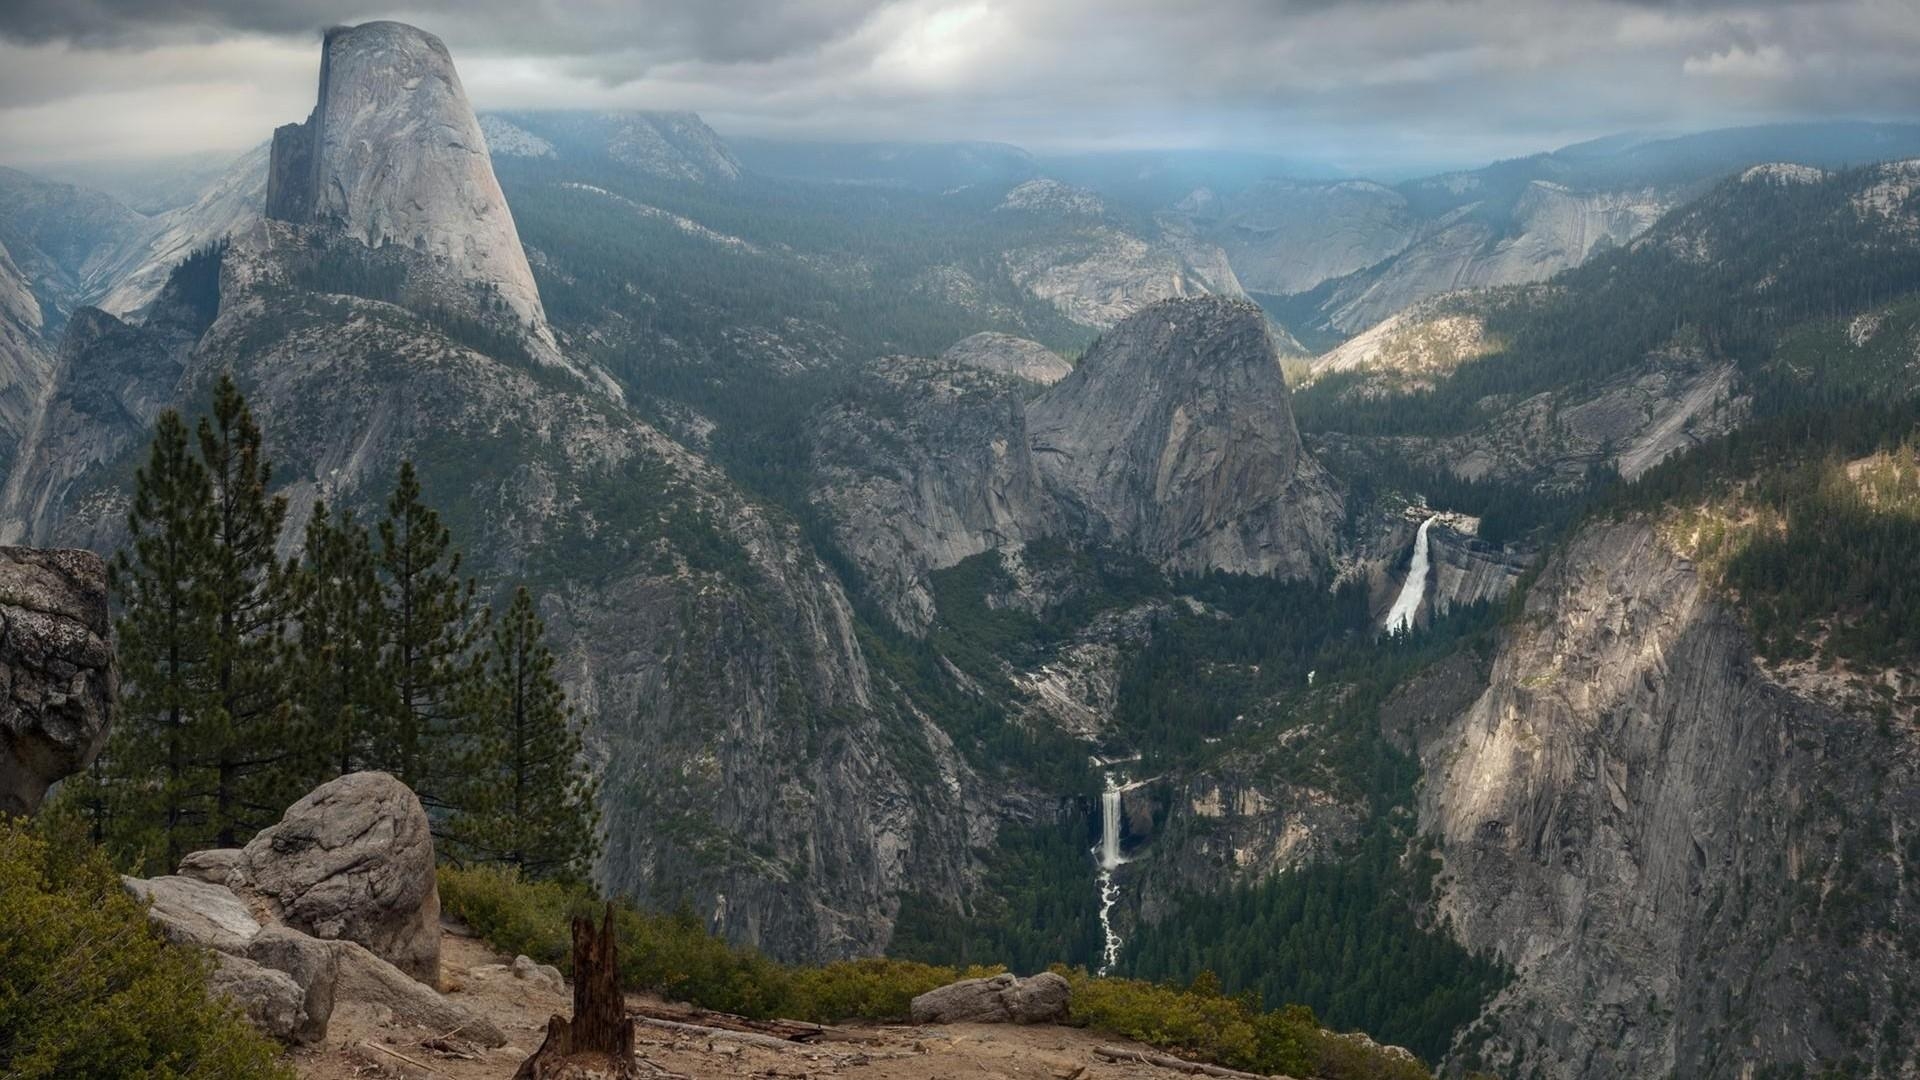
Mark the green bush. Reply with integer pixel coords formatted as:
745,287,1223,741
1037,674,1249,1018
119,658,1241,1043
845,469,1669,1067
438,865,994,1022
440,865,1432,1078
0,817,294,1080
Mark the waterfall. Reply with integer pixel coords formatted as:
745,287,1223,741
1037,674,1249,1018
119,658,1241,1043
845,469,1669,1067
1384,515,1436,635
1099,786,1123,871
1094,772,1126,974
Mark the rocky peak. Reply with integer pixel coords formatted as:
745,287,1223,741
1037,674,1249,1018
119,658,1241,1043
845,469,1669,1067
265,21,558,361
1028,296,1341,579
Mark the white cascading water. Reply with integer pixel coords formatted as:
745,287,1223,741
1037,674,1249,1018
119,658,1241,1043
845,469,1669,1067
1384,515,1437,636
1094,772,1125,974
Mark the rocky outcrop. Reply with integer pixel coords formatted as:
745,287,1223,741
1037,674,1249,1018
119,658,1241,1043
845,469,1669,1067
939,332,1073,385
124,873,264,954
909,971,1071,1025
1029,297,1342,580
0,546,115,815
227,771,441,983
265,22,559,362
1421,519,1920,1077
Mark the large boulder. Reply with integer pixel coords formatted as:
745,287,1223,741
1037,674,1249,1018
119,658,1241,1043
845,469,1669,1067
909,971,1071,1025
122,874,261,955
0,547,116,816
228,771,441,982
208,953,311,1044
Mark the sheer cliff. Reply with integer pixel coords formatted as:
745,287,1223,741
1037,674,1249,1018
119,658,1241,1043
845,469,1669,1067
1422,520,1920,1077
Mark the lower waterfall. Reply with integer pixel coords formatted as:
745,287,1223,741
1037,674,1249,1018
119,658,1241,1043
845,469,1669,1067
1095,773,1125,974
1384,515,1437,635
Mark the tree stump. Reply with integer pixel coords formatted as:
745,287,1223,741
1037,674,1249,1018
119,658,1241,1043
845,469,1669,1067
514,904,637,1080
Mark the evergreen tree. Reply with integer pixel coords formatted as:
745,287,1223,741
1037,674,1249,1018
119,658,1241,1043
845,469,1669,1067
289,500,391,781
375,461,483,803
104,409,218,866
445,586,600,881
197,374,298,845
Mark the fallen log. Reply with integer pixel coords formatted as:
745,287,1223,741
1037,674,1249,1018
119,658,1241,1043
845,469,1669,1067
1091,1044,1295,1080
626,1003,878,1045
632,1015,835,1055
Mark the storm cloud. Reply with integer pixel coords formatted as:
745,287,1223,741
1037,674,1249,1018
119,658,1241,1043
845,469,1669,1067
1,0,1916,172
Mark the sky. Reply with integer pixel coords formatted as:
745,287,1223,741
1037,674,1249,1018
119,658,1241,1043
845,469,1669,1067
1,0,1918,175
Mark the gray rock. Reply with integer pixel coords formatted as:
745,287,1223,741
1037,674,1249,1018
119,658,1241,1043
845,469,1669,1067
229,771,441,983
939,332,1073,385
264,21,559,365
909,972,1070,1025
175,847,243,885
331,938,506,1046
123,874,261,955
246,925,339,1046
512,953,564,994
0,546,116,815
1028,297,1342,580
207,953,310,1044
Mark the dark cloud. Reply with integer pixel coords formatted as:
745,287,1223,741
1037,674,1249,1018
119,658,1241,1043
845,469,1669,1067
1,0,1916,171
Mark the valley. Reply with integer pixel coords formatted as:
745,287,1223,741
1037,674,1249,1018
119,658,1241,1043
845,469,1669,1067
4,12,1920,1079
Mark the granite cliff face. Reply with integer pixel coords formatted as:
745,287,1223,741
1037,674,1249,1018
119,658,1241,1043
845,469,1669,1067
810,298,1343,632
939,332,1073,385
1028,297,1341,580
1421,520,1920,1077
1176,179,1416,296
266,22,558,362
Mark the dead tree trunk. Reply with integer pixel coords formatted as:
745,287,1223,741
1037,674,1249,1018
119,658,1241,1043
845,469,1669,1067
515,904,637,1080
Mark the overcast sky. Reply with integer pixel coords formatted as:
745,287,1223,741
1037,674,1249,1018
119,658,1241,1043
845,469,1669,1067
2,0,1918,174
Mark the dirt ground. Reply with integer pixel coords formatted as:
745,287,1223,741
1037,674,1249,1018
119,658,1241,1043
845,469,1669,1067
289,927,1229,1080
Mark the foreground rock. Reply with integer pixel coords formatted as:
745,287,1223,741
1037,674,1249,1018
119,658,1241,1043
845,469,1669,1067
228,770,441,983
0,546,116,815
123,773,503,1047
909,972,1071,1025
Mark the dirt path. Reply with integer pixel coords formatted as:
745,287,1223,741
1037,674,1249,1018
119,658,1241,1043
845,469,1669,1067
290,929,1225,1080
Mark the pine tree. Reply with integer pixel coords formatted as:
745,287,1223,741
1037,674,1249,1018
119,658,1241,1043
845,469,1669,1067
445,586,600,881
197,375,298,845
375,461,483,803
289,500,391,781
104,409,219,866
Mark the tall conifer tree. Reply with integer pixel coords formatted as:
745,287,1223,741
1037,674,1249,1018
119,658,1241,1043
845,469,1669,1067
375,461,483,803
197,375,298,845
105,408,218,866
445,586,600,881
289,500,391,781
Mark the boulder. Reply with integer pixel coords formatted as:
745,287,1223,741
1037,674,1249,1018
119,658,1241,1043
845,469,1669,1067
246,925,340,1046
208,953,310,1044
229,771,441,982
0,547,116,816
512,953,565,994
909,971,1071,1025
332,938,507,1046
176,847,243,884
123,875,261,955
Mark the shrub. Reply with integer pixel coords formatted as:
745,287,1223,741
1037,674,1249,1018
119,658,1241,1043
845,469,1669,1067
0,817,294,1080
439,866,1432,1078
438,865,992,1023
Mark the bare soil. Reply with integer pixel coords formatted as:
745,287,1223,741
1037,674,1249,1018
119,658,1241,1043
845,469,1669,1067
289,927,1222,1080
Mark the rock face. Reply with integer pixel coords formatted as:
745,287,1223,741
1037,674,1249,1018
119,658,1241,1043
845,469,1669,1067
1029,297,1341,579
265,22,557,360
208,953,312,1044
909,972,1071,1025
123,873,263,954
1421,519,1920,1077
939,332,1073,385
811,355,1059,630
483,110,744,184
1178,178,1416,295
0,546,115,815
228,771,441,983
